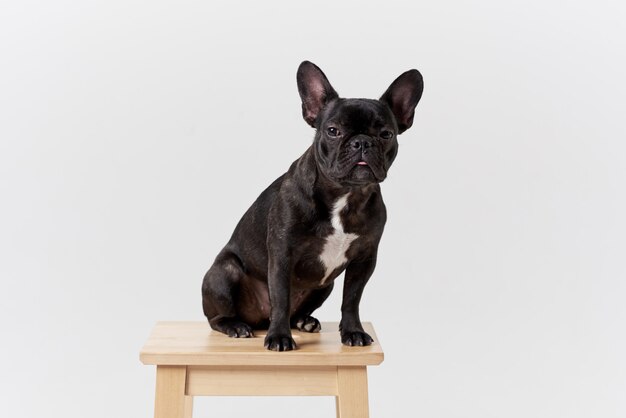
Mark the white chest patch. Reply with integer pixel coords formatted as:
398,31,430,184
319,193,359,285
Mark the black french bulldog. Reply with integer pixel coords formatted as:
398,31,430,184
202,61,423,351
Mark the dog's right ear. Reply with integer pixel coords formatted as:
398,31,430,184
297,61,338,127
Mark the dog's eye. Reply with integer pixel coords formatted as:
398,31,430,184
380,130,394,139
327,127,340,137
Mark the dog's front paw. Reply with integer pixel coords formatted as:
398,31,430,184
341,330,374,347
293,315,321,333
264,333,297,351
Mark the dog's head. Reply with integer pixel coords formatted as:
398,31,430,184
297,61,423,186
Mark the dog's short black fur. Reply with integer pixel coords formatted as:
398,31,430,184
202,61,423,351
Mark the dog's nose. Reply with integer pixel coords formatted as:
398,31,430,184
350,137,372,151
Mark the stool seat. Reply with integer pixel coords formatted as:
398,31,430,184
140,321,384,418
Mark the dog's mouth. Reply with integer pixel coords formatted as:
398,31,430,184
344,161,382,184
328,154,386,186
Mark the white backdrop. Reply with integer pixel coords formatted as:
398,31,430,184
1,1,625,417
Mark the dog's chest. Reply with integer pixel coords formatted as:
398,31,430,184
318,193,359,284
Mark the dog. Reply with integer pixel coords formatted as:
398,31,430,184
202,61,423,351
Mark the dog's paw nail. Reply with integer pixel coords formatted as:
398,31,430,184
264,334,296,351
341,331,373,347
223,321,254,338
295,316,321,333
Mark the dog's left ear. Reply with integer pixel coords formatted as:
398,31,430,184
380,69,424,134
297,61,339,127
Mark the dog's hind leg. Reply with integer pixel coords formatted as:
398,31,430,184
201,251,254,338
290,283,334,333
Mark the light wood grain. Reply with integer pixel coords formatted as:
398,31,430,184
140,321,383,366
183,396,193,418
142,322,383,417
154,366,193,418
186,366,338,396
336,366,369,418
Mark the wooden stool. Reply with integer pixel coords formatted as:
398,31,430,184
140,321,384,418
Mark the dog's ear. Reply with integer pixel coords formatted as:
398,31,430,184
380,69,423,134
297,61,338,127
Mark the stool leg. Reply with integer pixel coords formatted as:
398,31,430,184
336,366,369,418
184,395,193,418
154,366,192,418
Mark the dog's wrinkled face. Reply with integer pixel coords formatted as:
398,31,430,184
315,99,398,185
297,61,423,187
